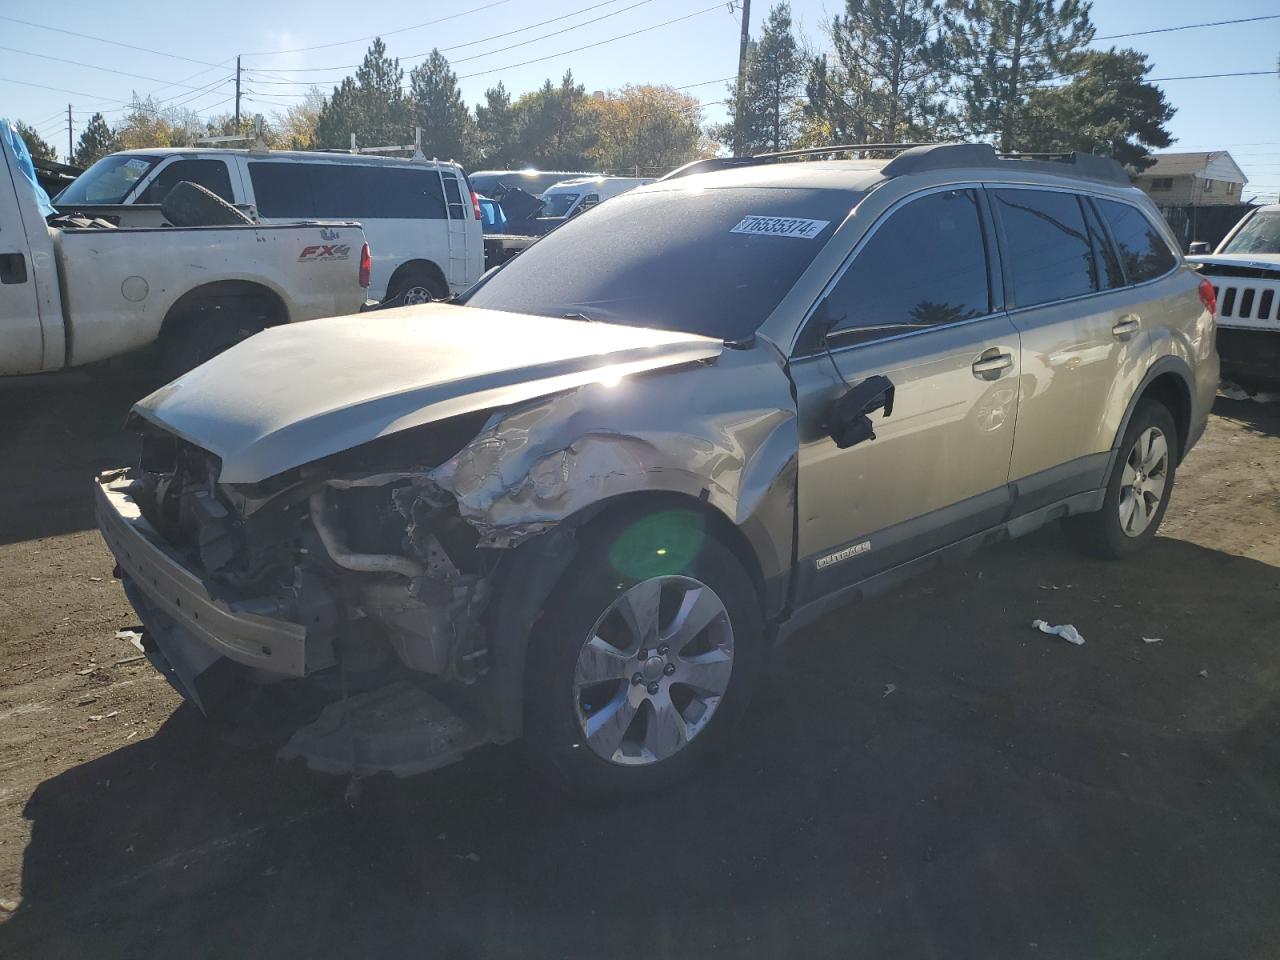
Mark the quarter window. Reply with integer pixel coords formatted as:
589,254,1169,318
993,189,1097,308
248,162,447,220
1096,199,1177,283
1082,199,1124,289
821,189,990,345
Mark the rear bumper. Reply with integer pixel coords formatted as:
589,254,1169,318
95,473,310,680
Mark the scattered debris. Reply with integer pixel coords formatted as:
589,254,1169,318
75,666,97,676
0,897,17,912
88,576,102,582
125,730,137,741
1143,637,1164,644
1031,619,1085,645
1220,382,1280,404
1198,669,1209,679
88,711,119,722
883,683,896,697
75,695,99,706
462,852,481,862
114,628,144,644
114,654,146,666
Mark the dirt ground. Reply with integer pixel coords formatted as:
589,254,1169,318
0,371,1277,960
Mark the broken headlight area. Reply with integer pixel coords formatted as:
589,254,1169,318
117,415,507,732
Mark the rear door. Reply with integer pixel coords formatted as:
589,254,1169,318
790,186,1021,603
440,168,481,290
992,187,1154,506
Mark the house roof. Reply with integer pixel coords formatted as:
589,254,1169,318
1141,151,1246,182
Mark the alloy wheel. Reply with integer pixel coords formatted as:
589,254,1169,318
1119,426,1169,537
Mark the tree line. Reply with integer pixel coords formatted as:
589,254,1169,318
19,0,1174,175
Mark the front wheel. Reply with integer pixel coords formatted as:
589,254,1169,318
1063,399,1178,558
523,509,763,794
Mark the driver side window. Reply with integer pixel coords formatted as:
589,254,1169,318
820,189,991,346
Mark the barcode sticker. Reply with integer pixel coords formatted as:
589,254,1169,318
730,215,830,239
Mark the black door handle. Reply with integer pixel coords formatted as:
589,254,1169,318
0,253,27,285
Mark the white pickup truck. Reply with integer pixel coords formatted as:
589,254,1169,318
0,121,370,377
1188,204,1280,392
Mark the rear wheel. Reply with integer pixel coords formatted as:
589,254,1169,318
160,303,263,379
523,509,763,794
387,267,447,306
1063,399,1178,558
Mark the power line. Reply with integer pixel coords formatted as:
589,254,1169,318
0,44,236,94
242,0,518,56
243,0,658,82
0,14,224,67
456,2,736,80
1095,14,1280,41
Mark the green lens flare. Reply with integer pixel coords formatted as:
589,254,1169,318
608,510,706,581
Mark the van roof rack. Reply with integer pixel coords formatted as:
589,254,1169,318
661,142,1131,186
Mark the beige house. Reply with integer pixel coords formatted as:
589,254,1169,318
1134,151,1247,206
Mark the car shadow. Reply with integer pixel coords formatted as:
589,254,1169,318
4,530,1280,959
1212,393,1280,437
0,370,154,545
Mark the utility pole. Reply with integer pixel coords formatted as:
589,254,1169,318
732,0,752,157
66,104,72,162
234,56,242,130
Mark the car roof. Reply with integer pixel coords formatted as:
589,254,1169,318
110,147,462,169
639,159,888,195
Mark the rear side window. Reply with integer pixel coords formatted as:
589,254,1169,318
823,189,990,344
993,189,1097,307
138,159,234,204
1096,199,1177,283
1082,199,1125,289
248,162,447,220
441,173,466,219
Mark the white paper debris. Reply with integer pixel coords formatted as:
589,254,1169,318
1143,637,1164,644
883,683,896,697
1031,619,1085,645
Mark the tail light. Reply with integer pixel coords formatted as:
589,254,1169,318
1198,277,1216,316
358,243,371,288
471,191,483,220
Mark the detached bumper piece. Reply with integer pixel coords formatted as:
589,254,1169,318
280,681,491,778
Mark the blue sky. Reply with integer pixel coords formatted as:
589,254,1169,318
4,0,1278,198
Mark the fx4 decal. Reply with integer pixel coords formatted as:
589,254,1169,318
299,244,351,262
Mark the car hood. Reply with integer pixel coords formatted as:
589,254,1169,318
1188,253,1280,272
133,304,723,483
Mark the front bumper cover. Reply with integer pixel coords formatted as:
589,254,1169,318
95,472,312,687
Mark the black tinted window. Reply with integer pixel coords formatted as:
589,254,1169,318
139,159,234,204
1083,199,1124,289
464,186,859,341
249,162,446,219
993,189,1097,307
823,189,989,344
1096,199,1176,283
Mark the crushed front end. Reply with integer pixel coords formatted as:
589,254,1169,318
96,416,505,777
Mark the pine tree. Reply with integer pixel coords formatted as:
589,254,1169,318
949,0,1095,150
1020,48,1174,168
476,83,520,167
13,121,57,162
409,50,477,164
314,38,412,149
514,72,596,169
71,112,118,167
717,3,803,154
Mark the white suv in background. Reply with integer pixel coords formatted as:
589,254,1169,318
56,149,484,304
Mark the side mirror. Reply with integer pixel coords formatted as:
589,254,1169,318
1188,241,1210,255
826,375,895,449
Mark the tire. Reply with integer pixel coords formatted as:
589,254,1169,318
160,304,262,379
523,508,763,795
387,268,447,306
1062,399,1179,559
160,181,253,227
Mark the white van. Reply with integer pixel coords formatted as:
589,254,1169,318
538,176,656,220
55,148,484,303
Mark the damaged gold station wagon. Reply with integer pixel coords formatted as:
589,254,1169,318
96,143,1219,793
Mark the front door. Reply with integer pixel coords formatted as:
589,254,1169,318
0,158,48,374
791,187,1021,604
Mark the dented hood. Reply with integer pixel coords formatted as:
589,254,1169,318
133,303,722,483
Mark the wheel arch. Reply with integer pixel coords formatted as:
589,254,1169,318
1116,356,1195,464
479,490,769,741
159,278,290,341
385,259,448,299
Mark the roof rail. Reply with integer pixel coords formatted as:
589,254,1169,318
659,143,937,181
662,141,1132,186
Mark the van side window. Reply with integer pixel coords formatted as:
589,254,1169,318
139,159,234,205
992,189,1097,307
248,162,447,220
1082,198,1125,289
441,174,467,219
1096,199,1177,284
821,189,989,345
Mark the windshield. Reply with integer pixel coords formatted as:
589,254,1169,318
463,185,860,341
56,154,159,204
540,193,579,218
469,171,595,197
1221,211,1280,255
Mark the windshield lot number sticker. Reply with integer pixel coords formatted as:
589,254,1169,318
731,215,830,239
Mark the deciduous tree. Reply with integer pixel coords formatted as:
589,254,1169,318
590,85,706,175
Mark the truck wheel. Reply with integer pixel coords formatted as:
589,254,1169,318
1063,399,1179,559
387,268,447,306
161,308,261,379
160,181,253,228
523,509,763,794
